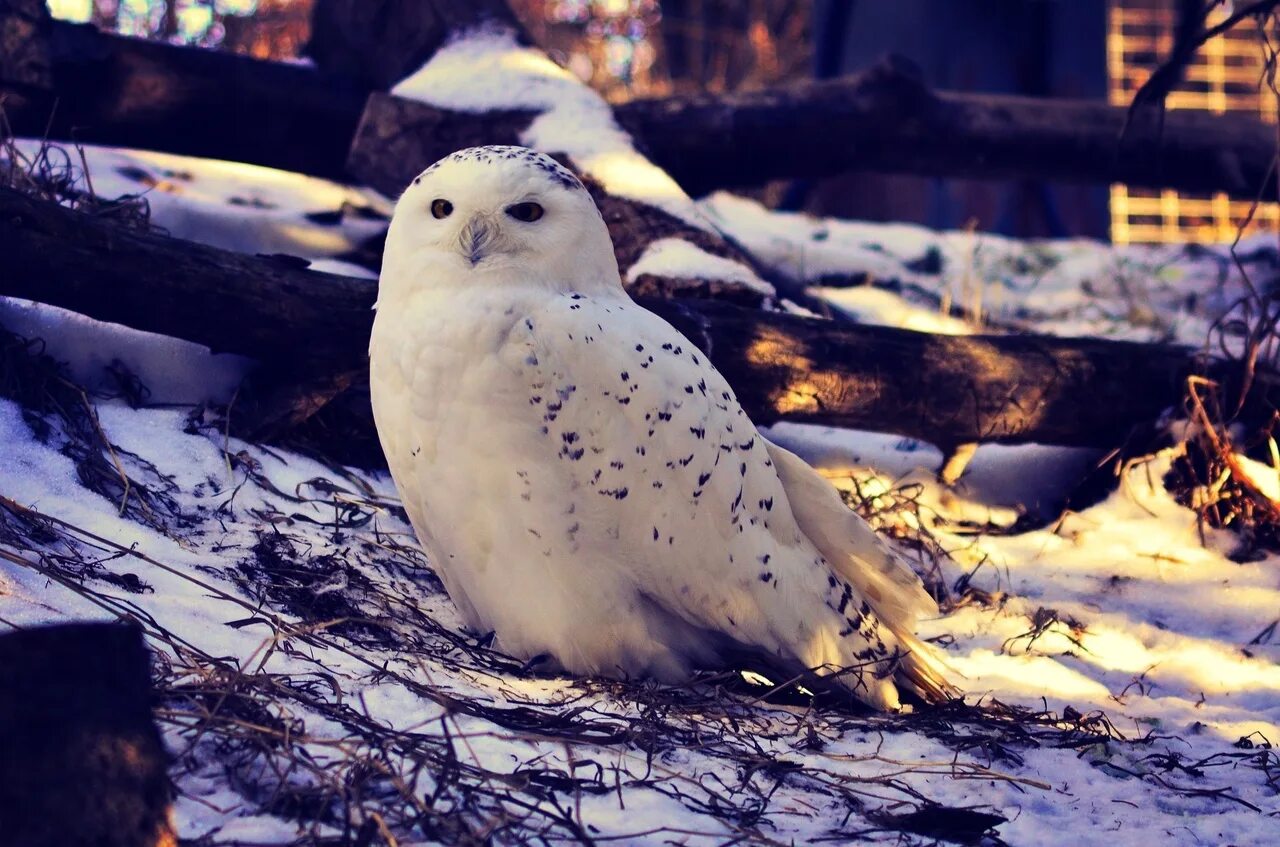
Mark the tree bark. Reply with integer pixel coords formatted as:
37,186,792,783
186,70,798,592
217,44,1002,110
4,184,1273,461
0,14,365,181
361,54,1280,200
1,13,1276,200
0,0,52,88
306,0,530,90
0,622,173,847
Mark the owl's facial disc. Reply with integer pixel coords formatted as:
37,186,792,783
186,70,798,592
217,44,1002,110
383,146,621,294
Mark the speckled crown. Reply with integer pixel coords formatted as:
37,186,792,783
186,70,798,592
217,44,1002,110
414,146,585,192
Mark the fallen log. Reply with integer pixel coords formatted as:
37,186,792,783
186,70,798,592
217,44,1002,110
306,0,527,90
2,2,1275,201
355,55,1280,200
0,185,371,367
0,3,365,180
343,0,777,306
613,56,1280,199
3,184,1274,462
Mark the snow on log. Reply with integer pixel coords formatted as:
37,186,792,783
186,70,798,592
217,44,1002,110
347,14,776,305
3,184,1276,457
0,622,172,847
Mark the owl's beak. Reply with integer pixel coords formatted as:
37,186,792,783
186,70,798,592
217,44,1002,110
457,214,499,266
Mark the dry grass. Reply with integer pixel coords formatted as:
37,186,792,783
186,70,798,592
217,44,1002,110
0,487,1142,845
1159,9,1280,561
1165,376,1280,558
11,333,1263,845
0,102,150,228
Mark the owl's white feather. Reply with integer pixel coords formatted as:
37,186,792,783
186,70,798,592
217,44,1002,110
369,146,954,709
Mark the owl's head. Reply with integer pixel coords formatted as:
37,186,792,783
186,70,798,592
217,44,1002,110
381,146,621,297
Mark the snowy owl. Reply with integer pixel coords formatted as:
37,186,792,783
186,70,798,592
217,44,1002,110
369,146,953,710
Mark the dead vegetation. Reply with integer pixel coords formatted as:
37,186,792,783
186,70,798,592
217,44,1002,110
1167,376,1280,558
0,328,184,535
7,332,1275,844
1149,4,1280,559
1,8,1279,840
0,105,151,228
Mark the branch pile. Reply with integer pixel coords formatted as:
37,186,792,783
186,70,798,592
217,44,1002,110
2,0,1278,199
1,0,1278,463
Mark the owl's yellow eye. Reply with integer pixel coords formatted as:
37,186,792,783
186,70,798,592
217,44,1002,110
506,202,544,222
431,199,453,219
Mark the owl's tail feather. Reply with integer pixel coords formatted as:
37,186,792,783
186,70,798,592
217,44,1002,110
765,440,959,709
892,630,960,706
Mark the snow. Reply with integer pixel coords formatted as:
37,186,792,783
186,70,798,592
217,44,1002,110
2,143,1278,844
0,298,253,405
625,237,775,295
393,28,698,229
2,141,389,405
764,423,1280,747
10,140,392,259
391,27,776,298
702,191,1278,347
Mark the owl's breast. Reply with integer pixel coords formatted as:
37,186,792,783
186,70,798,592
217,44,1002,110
370,292,543,468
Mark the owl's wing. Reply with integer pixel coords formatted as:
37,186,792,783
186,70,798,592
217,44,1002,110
503,293,951,707
762,440,938,625
762,440,955,702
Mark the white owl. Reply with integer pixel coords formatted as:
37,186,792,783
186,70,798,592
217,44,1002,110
369,146,954,710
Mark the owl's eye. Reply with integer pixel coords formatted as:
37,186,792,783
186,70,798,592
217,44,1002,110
431,199,453,219
506,202,544,223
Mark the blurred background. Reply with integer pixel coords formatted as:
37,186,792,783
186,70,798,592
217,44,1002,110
43,0,1280,244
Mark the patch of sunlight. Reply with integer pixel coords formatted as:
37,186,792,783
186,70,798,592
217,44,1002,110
1235,453,1280,502
47,0,92,21
577,149,688,208
951,649,1114,702
177,4,213,40
815,286,974,335
494,45,579,81
1076,626,1154,674
216,0,260,16
625,238,772,295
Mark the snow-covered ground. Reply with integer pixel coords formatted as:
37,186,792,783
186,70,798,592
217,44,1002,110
1,144,1277,844
705,191,1280,347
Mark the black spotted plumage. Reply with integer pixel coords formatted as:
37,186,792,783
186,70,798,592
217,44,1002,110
370,145,955,711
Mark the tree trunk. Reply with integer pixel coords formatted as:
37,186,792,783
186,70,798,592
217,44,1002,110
618,55,1280,198
343,1,777,306
0,185,371,368
351,54,1280,200
0,622,173,847
1,10,1276,199
4,184,1273,463
0,0,52,88
305,0,528,90
0,13,366,181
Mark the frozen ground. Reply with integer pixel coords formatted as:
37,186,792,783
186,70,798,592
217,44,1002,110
1,144,1277,845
